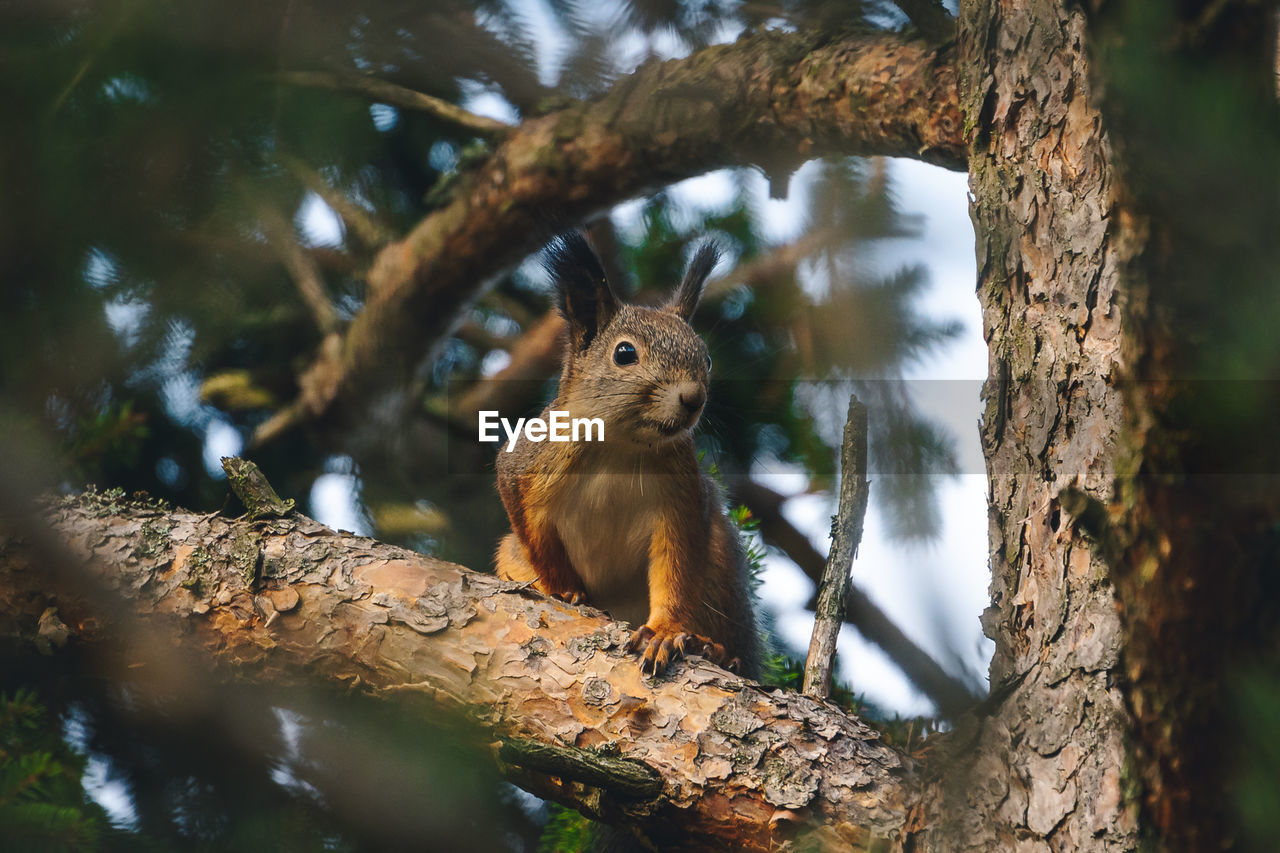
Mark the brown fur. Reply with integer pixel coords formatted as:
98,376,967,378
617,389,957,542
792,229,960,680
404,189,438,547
494,234,759,676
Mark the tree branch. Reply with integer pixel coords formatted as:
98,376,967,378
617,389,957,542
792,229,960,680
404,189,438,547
451,309,564,423
704,226,841,301
1,494,917,851
249,192,341,334
803,396,870,698
252,29,964,447
277,71,512,140
280,154,396,248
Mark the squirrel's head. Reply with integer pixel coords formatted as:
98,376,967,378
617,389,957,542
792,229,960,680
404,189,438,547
547,231,717,447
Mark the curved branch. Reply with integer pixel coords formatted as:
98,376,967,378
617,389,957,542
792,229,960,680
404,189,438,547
2,494,918,851
451,309,563,422
254,29,964,446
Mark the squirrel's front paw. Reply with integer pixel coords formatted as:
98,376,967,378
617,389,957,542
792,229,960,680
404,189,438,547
628,621,724,675
529,577,588,606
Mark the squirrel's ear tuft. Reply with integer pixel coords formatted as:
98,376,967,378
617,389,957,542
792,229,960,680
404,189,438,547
668,240,719,321
545,230,620,353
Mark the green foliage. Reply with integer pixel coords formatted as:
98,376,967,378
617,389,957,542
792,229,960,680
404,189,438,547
0,689,113,853
729,504,769,598
63,402,150,484
728,501,782,652
1232,672,1280,851
536,803,597,853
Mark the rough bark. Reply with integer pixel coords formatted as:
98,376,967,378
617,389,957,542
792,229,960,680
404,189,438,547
257,29,965,446
919,0,1140,848
921,1,1280,849
0,493,915,852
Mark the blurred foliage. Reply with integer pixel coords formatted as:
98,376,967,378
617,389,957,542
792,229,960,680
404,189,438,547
1,0,968,850
0,656,542,852
0,689,132,853
1233,672,1280,851
1098,4,1280,848
536,803,597,853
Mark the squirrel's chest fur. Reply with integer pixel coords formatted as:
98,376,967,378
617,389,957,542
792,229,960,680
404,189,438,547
547,467,670,625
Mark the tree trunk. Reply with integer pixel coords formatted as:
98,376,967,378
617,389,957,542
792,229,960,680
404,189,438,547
917,0,1139,847
930,0,1279,850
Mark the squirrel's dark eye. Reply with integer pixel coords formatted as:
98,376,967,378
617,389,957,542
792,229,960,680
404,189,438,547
613,341,638,366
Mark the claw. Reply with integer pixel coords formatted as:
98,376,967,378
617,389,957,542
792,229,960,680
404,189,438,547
628,624,655,654
630,624,730,675
702,641,727,664
533,579,588,606
655,637,676,671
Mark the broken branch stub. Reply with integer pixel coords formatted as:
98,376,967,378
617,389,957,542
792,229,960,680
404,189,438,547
803,395,870,699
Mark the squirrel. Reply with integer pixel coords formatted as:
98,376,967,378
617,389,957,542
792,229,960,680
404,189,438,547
494,231,760,678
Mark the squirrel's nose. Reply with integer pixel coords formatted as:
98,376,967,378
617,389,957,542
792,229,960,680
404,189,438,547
677,386,706,414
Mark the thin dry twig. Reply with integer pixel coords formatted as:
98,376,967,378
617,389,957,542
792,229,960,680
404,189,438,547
803,395,870,699
729,478,980,717
280,154,396,248
250,193,340,334
278,70,511,139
